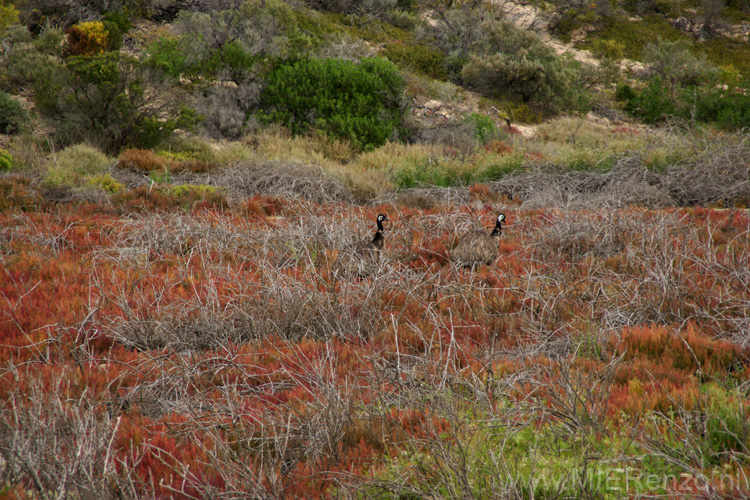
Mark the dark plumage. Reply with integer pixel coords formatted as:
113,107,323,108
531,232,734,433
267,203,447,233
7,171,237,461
334,214,389,278
451,213,505,268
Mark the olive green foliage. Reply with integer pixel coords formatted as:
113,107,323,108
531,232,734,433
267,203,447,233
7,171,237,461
418,2,588,113
465,112,496,145
35,52,195,152
0,90,31,134
642,38,719,89
0,149,12,171
618,76,750,129
0,0,19,32
590,39,625,59
381,42,447,79
618,37,749,129
1,24,62,92
550,2,604,40
149,3,289,84
102,9,131,51
260,57,406,150
86,173,125,194
45,144,111,187
700,36,750,80
583,15,682,60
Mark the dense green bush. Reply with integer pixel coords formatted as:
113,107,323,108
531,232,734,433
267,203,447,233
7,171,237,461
465,113,496,145
581,15,683,61
381,42,447,80
44,144,111,187
260,57,406,150
617,76,674,123
0,149,12,171
149,6,288,84
35,52,196,152
617,76,750,129
0,90,31,134
642,38,719,89
0,0,19,32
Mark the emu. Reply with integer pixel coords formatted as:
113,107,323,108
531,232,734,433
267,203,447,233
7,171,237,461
451,213,505,269
334,214,389,278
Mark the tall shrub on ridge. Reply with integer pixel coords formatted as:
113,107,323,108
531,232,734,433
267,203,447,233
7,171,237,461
35,52,195,152
260,57,406,150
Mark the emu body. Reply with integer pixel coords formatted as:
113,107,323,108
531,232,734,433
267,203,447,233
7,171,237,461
451,213,505,268
334,214,389,278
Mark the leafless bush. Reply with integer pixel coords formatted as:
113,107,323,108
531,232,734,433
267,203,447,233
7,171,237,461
193,83,262,139
206,161,354,205
490,157,674,209
410,120,480,155
490,139,750,208
373,186,470,208
0,375,140,499
110,212,254,259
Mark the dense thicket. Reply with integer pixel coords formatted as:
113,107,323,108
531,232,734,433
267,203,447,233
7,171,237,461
260,57,407,150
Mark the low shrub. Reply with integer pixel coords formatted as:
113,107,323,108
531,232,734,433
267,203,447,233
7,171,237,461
101,9,131,51
0,90,31,134
35,52,194,152
0,1,19,33
465,112,497,145
381,42,447,80
618,76,750,129
0,175,41,211
63,21,109,57
86,173,125,194
117,149,168,173
0,149,12,171
113,184,227,212
260,57,406,151
582,15,683,61
44,144,111,187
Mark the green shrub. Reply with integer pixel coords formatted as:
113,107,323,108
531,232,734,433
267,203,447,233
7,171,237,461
148,6,289,84
381,42,447,80
591,39,625,59
700,36,750,80
583,15,683,61
33,23,65,56
687,84,750,130
0,90,31,134
461,49,587,113
35,52,194,152
86,173,125,194
0,0,19,33
260,57,406,151
642,38,719,89
0,149,12,171
466,113,496,145
620,76,675,124
102,9,131,51
45,144,111,187
2,24,63,91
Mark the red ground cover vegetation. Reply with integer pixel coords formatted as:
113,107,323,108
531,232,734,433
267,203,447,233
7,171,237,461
0,188,748,498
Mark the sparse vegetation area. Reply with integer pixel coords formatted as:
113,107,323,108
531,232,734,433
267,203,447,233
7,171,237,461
1,0,749,498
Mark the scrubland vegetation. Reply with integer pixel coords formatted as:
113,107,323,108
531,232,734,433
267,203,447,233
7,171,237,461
1,0,749,498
